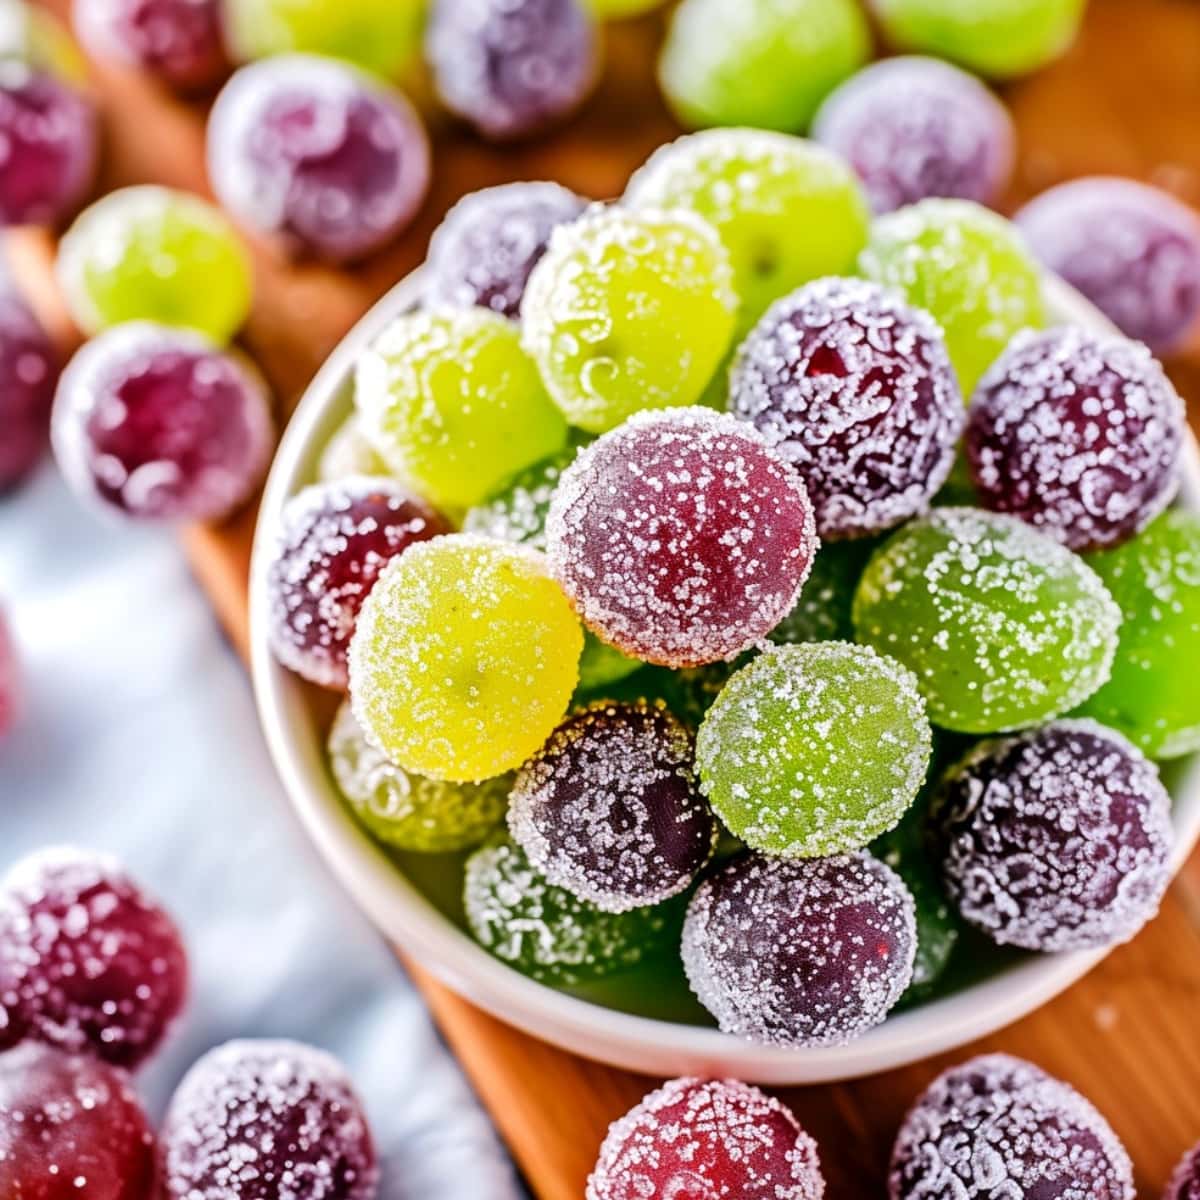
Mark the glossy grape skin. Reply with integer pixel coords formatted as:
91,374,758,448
0,288,59,491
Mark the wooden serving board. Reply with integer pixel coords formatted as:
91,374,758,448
10,2,1200,1196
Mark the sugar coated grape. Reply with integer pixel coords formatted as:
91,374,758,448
659,0,869,133
0,1042,157,1200
625,129,869,335
0,847,187,1069
587,1077,825,1200
769,538,875,645
57,185,253,342
0,62,97,227
208,55,430,263
966,326,1185,551
424,182,587,319
463,836,674,984
266,476,450,690
162,1038,377,1200
426,0,598,141
349,535,582,781
853,508,1120,733
52,321,273,522
522,205,737,432
683,851,916,1047
697,643,931,857
813,56,1014,215
730,277,963,539
1167,1142,1200,1200
871,0,1087,78
547,407,817,667
860,198,1046,394
328,701,508,853
0,606,16,737
317,414,388,482
1016,177,1200,353
1076,510,1200,759
0,287,58,491
889,1054,1135,1200
356,307,568,508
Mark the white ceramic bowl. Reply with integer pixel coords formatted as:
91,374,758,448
249,271,1200,1084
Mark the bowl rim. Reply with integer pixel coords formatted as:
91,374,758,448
248,269,1200,1084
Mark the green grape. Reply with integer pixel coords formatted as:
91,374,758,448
1075,509,1200,759
859,198,1046,394
355,308,568,509
659,0,870,133
317,414,390,483
769,537,877,645
57,186,253,343
0,0,87,80
348,535,582,782
521,205,737,433
625,129,869,335
872,0,1087,78
853,507,1121,733
696,642,932,857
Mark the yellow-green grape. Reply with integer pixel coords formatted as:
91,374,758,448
348,535,582,782
625,129,869,336
659,0,870,133
0,1,87,81
521,205,737,433
328,701,507,852
859,198,1046,394
355,308,569,509
583,0,663,15
317,414,390,483
56,186,253,343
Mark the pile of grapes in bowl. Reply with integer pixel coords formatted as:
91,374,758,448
249,127,1200,1083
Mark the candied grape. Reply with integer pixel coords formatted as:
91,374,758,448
853,508,1120,733
0,287,58,491
425,182,587,319
1167,1142,1200,1200
697,643,931,857
731,277,963,539
328,701,508,853
546,407,817,667
463,836,674,984
317,414,388,483
889,1054,1135,1200
426,0,597,141
587,1077,825,1200
521,205,738,433
859,198,1045,394
966,327,1185,551
208,55,430,263
769,538,875,645
1076,510,1200,759
52,322,273,522
933,720,1173,953
349,535,582,782
0,1042,157,1200
57,185,253,342
266,476,450,690
0,847,187,1070
162,1039,377,1200
1016,177,1200,353
356,308,568,508
625,129,869,335
683,851,916,1047
813,56,1014,215
659,0,869,133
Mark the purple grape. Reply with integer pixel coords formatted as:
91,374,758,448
1167,1141,1200,1200
966,326,1185,551
813,56,1014,215
52,322,274,522
0,287,59,491
162,1039,378,1200
730,277,964,540
0,63,97,227
681,852,916,1047
208,55,430,262
933,720,1173,953
424,181,587,318
426,0,598,141
0,607,16,738
889,1054,1135,1200
1016,177,1200,353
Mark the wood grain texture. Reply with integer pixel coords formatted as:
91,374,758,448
8,2,1200,1196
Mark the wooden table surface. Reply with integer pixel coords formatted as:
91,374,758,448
10,2,1200,1196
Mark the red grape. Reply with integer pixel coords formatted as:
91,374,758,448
1167,1142,1200,1200
0,288,59,491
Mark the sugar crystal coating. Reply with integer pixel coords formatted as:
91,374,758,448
587,1077,825,1200
1167,1141,1200,1200
0,286,59,491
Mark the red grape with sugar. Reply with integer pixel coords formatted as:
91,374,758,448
0,287,58,491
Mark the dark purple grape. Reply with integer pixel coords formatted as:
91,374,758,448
426,0,598,141
162,1039,378,1200
0,287,59,491
1167,1141,1200,1200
